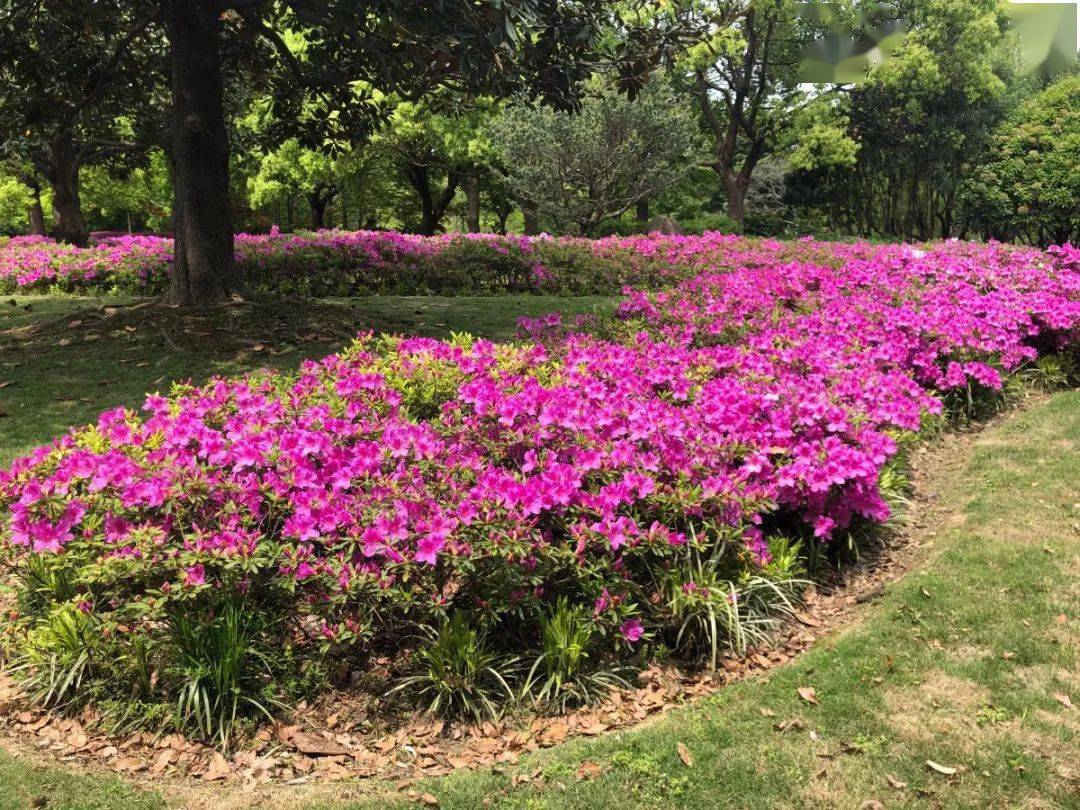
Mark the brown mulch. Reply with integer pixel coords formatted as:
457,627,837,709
0,408,991,801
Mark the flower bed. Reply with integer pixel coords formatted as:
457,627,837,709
0,238,1076,746
0,229,844,297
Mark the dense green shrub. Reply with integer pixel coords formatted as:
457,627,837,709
960,74,1080,246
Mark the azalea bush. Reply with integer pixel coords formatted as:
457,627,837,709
0,228,842,297
0,238,1077,743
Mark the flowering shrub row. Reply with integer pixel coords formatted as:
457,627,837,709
0,238,1076,738
0,229,844,297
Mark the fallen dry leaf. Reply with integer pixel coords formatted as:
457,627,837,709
150,749,176,776
797,686,819,705
795,612,822,627
420,793,440,807
926,760,957,775
677,742,694,767
886,773,907,790
203,752,232,782
375,735,397,753
283,729,350,756
67,729,89,750
539,722,568,746
575,760,603,780
1052,692,1073,709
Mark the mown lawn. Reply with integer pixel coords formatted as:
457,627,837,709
379,389,1078,809
0,294,614,464
0,296,1076,809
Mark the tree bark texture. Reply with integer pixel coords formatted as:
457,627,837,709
165,0,241,306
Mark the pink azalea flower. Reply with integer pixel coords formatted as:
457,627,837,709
619,619,644,644
183,564,206,587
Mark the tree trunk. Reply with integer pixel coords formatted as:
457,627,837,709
494,206,511,235
164,0,240,307
27,180,47,236
722,172,747,232
409,165,459,236
46,135,88,246
522,199,539,235
463,175,481,233
635,198,649,227
309,193,326,230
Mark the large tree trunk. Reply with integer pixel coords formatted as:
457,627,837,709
522,199,539,235
494,204,511,235
721,172,748,232
309,194,327,230
408,165,437,236
27,179,47,236
635,198,649,227
165,0,240,307
409,165,459,236
45,135,88,246
463,175,481,233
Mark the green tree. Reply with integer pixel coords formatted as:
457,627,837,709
0,4,163,245
248,139,340,229
960,73,1080,246
0,172,36,234
81,150,173,233
787,0,1019,239
667,0,823,230
99,1,643,304
491,78,700,235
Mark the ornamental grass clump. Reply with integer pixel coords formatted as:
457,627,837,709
0,237,1077,746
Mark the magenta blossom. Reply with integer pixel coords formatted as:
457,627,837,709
183,564,206,588
620,619,645,644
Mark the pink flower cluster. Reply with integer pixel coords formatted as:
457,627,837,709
0,229,822,297
1,238,1076,641
0,234,169,290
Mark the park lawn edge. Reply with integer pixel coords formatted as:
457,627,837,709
0,389,1074,809
371,388,1080,809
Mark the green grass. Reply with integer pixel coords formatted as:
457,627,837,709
369,390,1079,810
0,296,1076,808
0,293,614,464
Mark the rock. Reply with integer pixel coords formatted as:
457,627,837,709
647,215,681,235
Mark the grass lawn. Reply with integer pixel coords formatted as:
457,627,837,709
388,390,1079,810
0,294,614,464
0,296,1076,809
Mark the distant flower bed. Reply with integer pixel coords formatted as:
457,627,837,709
0,238,1076,746
0,228,846,297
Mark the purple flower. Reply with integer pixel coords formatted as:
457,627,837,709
619,619,645,644
183,564,206,588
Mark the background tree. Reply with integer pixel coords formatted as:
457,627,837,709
491,78,700,235
959,72,1079,246
158,0,638,305
375,101,471,236
0,3,163,245
248,139,340,229
673,0,816,230
786,0,1018,239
